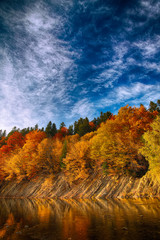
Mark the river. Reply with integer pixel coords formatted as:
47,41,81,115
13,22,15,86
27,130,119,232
0,198,160,239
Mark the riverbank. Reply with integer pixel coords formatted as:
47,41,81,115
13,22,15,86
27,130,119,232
0,172,159,199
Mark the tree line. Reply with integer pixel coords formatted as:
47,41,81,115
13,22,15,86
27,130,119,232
0,100,160,183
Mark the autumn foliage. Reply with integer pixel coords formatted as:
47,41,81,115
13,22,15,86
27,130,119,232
0,102,159,182
90,105,157,176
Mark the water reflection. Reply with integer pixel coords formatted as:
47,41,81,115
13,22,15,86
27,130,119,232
0,198,160,239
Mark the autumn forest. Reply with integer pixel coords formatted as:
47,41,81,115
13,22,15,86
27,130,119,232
0,100,160,183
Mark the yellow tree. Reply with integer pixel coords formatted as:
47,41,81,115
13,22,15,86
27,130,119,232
81,131,96,141
3,148,27,180
139,116,160,181
63,140,92,183
33,138,62,175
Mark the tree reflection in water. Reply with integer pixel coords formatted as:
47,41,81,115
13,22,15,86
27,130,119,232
0,198,160,240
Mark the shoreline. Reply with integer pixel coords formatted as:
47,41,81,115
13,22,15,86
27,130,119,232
0,172,159,199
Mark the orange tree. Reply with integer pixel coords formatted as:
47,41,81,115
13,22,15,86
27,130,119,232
0,132,25,180
3,130,46,180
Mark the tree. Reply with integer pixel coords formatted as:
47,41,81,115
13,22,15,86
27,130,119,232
60,127,69,137
66,134,80,152
45,121,57,137
34,124,38,130
45,121,52,137
92,111,112,128
89,122,96,131
90,105,157,176
20,128,31,136
63,140,92,182
68,125,74,135
100,111,112,123
139,116,160,181
59,122,65,129
149,100,160,113
33,138,62,175
52,123,57,136
77,118,91,136
0,130,6,138
81,131,96,141
0,132,25,180
0,131,25,156
3,130,46,180
0,136,6,148
73,118,91,136
74,121,78,134
7,127,20,138
60,140,67,168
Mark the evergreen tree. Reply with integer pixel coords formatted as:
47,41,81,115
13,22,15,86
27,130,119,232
149,100,160,113
45,121,57,137
34,124,38,130
0,130,6,138
149,101,158,112
68,125,74,135
52,123,57,136
92,111,112,127
7,127,20,138
77,117,91,136
59,122,65,130
74,121,78,134
45,121,52,137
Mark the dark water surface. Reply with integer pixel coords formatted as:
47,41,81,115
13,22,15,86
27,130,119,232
0,198,160,240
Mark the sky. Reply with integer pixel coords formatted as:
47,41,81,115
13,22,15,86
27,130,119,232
0,0,160,132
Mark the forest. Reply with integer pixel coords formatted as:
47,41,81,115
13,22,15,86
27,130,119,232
0,100,160,183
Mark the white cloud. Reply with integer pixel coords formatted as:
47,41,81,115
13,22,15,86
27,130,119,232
134,36,160,58
0,0,76,132
91,41,129,91
115,82,153,101
140,0,160,19
66,98,94,120
98,82,160,108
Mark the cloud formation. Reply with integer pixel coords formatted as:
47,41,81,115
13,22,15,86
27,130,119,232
0,0,160,131
0,0,77,131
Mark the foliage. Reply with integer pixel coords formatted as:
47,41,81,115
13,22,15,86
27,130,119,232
63,140,92,182
74,117,91,136
45,121,57,137
3,130,46,180
149,99,160,113
60,140,67,168
92,111,112,128
139,116,160,181
60,127,69,136
33,138,62,175
0,131,25,162
0,137,6,148
59,122,65,129
90,105,157,176
0,102,159,182
68,125,74,135
89,122,96,131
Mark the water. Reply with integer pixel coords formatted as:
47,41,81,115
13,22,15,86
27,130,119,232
0,198,160,240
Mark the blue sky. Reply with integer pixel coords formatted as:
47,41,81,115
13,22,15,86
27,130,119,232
0,0,160,132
